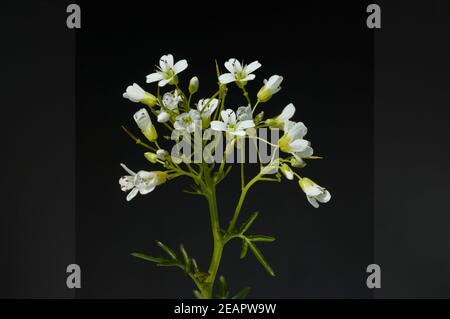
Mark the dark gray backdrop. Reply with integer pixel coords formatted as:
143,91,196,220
1,0,449,299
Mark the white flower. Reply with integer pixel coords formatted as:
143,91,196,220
210,109,255,137
197,98,219,118
158,91,182,123
257,75,283,102
146,54,188,87
119,164,167,201
299,178,331,208
123,83,157,106
218,58,261,87
266,103,296,129
174,110,201,133
278,120,313,165
134,108,158,142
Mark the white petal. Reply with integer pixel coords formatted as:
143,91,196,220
288,122,308,139
228,110,237,124
120,163,136,176
242,74,256,81
219,73,236,84
158,78,170,87
279,103,295,121
210,121,227,131
126,188,139,201
139,182,156,195
233,59,243,71
317,190,331,203
133,108,152,131
146,72,163,83
119,176,134,191
307,195,319,208
304,185,322,197
289,139,309,152
208,99,219,113
173,59,188,74
245,61,261,74
221,109,233,124
237,120,255,130
283,120,295,132
295,145,314,158
231,130,246,137
224,58,238,73
123,93,140,103
160,54,173,70
266,75,279,87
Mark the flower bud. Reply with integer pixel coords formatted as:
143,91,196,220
157,111,170,123
254,111,264,125
143,124,158,142
134,108,158,142
257,75,283,103
291,156,306,168
280,164,294,180
123,83,157,107
189,76,199,94
144,152,158,163
156,149,169,160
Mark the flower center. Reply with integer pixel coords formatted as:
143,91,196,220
182,116,192,126
163,69,175,80
235,70,247,81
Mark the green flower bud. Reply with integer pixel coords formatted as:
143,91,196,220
189,76,199,94
143,124,158,143
144,152,158,163
257,87,272,103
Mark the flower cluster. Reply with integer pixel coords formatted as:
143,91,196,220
120,54,330,207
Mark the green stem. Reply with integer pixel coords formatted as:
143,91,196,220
202,165,223,299
226,174,261,234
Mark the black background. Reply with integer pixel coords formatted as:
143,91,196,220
1,0,450,299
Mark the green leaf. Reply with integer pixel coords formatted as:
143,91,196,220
216,275,229,299
232,287,251,299
239,211,259,234
193,290,203,299
156,260,182,267
180,244,190,274
192,258,199,273
246,239,275,276
240,239,249,259
131,252,165,264
156,241,177,260
247,235,276,242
